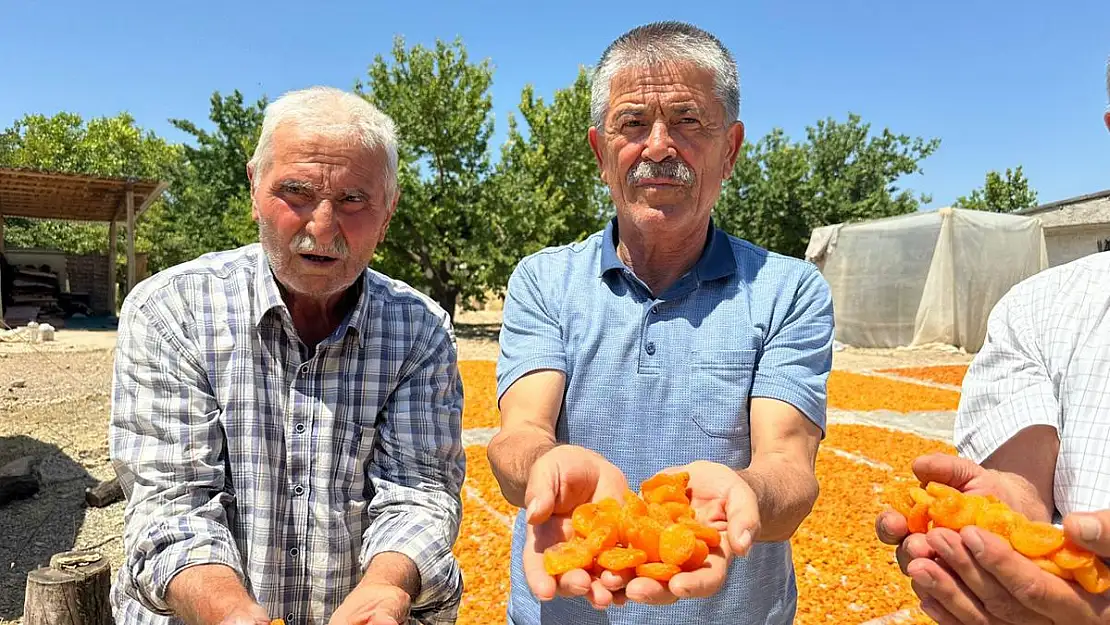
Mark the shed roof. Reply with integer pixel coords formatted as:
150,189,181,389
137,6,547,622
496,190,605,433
1016,189,1110,229
0,167,168,222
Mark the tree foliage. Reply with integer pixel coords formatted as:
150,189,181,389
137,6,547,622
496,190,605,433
715,114,941,258
953,166,1038,213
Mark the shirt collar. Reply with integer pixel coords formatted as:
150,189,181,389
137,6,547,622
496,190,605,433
252,245,371,348
598,216,737,283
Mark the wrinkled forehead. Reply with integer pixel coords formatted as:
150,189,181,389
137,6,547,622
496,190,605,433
605,61,722,114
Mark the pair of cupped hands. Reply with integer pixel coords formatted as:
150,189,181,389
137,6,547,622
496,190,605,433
875,454,1110,625
519,445,761,610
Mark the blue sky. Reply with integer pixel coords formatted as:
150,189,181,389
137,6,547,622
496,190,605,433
2,0,1107,210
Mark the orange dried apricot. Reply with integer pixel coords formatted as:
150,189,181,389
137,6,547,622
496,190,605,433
640,470,690,494
645,483,691,505
682,539,710,571
572,503,600,537
679,517,721,548
543,540,594,576
659,523,697,566
647,503,674,525
1073,558,1110,595
1053,539,1096,571
928,494,977,530
584,524,619,556
908,486,935,507
906,502,931,534
597,546,648,572
628,517,664,562
663,501,695,521
636,562,681,582
1010,521,1066,558
975,504,1020,540
1032,558,1071,579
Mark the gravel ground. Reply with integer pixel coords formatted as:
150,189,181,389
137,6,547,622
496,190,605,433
0,307,971,623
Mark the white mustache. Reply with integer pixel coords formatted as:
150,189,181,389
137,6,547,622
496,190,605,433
628,159,696,186
291,231,349,258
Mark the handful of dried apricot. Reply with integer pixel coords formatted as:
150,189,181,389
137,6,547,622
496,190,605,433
887,481,1110,594
542,471,720,583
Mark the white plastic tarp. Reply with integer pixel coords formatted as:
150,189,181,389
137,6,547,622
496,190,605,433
807,207,1048,352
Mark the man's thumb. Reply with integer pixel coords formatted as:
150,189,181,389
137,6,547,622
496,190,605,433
725,480,760,557
523,460,558,525
911,453,983,490
1063,510,1110,557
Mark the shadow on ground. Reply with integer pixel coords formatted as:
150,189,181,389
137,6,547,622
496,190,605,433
455,321,500,343
0,435,98,620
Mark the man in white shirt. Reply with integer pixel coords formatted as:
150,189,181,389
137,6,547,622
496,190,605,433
875,60,1110,624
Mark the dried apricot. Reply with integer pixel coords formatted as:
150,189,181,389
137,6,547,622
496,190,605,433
1010,521,1066,558
629,517,665,562
905,502,930,534
1073,558,1110,595
975,504,1020,540
1052,539,1096,571
597,546,648,572
645,483,691,505
925,482,963,500
663,501,695,521
647,503,674,526
636,562,681,582
659,523,697,566
641,470,690,493
908,486,935,507
544,540,594,576
572,503,600,537
679,517,721,548
682,539,709,571
928,494,977,530
584,524,619,556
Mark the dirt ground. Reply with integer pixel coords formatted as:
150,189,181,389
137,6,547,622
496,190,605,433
0,308,972,623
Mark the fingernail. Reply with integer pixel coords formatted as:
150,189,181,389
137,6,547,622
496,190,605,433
962,528,984,555
1075,516,1101,542
735,529,752,552
912,569,936,590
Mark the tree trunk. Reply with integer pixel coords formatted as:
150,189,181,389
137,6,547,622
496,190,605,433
23,551,113,625
432,285,458,321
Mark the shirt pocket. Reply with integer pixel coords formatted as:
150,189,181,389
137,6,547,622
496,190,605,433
688,349,757,439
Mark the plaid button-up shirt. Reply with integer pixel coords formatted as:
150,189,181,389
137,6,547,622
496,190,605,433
108,244,466,625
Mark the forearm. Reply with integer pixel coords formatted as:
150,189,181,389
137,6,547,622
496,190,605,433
488,425,558,507
990,469,1055,523
361,552,421,599
165,564,256,625
739,455,819,542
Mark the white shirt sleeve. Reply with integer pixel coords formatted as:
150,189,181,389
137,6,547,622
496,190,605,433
954,279,1061,464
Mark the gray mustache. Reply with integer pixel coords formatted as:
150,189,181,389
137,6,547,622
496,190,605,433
627,160,695,186
291,231,349,258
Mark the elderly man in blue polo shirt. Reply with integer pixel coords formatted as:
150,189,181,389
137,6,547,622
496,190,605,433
487,21,834,625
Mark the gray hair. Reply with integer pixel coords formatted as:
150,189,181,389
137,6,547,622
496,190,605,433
590,21,740,129
248,86,399,196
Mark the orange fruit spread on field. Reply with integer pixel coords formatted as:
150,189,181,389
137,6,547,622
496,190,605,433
876,365,970,388
451,362,970,624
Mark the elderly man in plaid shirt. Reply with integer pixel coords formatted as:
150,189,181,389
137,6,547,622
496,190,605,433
108,86,465,625
876,61,1110,624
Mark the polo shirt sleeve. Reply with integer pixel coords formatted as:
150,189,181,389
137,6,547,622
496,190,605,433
750,265,835,431
496,256,567,401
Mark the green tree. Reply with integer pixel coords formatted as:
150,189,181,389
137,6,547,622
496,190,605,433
0,112,180,258
491,66,609,277
953,166,1038,213
357,36,500,318
715,113,940,258
156,90,267,270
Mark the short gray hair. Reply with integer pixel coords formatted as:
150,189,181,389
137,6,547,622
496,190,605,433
590,21,740,129
249,86,399,196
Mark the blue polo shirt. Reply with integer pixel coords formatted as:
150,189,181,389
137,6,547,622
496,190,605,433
495,217,834,625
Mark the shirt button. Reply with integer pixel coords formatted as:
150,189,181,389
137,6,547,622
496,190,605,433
286,613,294,623
289,547,300,557
650,306,659,314
300,364,309,374
293,484,305,496
645,342,656,355
294,422,306,434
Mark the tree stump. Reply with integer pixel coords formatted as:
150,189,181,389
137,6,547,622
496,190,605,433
23,550,113,625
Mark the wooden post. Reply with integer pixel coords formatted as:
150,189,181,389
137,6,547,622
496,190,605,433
23,551,113,625
107,218,117,316
125,187,135,297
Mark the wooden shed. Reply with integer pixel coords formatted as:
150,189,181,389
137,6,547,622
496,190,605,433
0,167,168,322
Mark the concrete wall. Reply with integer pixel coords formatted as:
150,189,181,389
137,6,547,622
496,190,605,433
1044,224,1110,267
